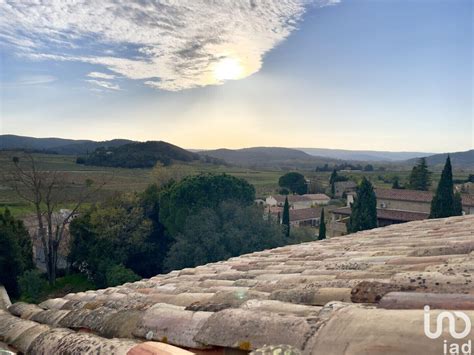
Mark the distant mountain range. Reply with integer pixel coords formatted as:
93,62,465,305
0,134,133,155
1,135,472,169
406,150,474,168
298,148,432,162
202,147,339,169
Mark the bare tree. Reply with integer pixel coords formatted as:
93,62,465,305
6,153,106,285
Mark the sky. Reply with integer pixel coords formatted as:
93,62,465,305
0,0,472,153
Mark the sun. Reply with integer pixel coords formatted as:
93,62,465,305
213,57,244,81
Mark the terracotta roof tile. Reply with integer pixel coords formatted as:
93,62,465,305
1,215,473,354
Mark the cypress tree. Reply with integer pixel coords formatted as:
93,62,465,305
430,157,456,218
282,196,290,237
408,158,432,191
348,177,377,233
318,208,326,240
453,192,463,216
329,169,338,197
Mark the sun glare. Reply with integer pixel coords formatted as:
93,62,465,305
213,57,244,81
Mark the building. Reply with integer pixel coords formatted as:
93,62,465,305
265,193,330,210
22,209,78,271
1,215,473,354
268,205,336,228
376,188,474,215
289,208,321,227
333,180,357,198
330,188,474,236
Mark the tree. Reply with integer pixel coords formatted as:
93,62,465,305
430,156,457,218
164,202,285,271
453,192,463,216
408,158,432,191
282,196,290,237
0,208,34,297
6,154,105,285
152,163,195,187
329,169,338,197
348,177,377,233
278,172,307,195
329,169,349,197
159,174,255,235
318,208,326,240
392,176,402,189
69,194,152,287
364,164,374,172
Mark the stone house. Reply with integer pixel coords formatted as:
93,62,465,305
333,181,357,198
265,194,330,210
329,188,474,237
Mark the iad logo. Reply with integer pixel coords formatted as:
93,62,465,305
424,305,472,354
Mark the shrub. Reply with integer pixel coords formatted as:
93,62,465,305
18,270,48,303
105,264,140,287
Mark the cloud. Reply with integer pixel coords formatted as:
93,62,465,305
87,72,116,80
0,0,339,91
1,75,58,87
86,79,121,91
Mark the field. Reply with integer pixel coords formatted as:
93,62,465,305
1,151,471,218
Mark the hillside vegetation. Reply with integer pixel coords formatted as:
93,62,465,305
0,134,132,155
81,141,200,168
203,147,340,169
406,150,474,169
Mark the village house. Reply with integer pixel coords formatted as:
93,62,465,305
267,205,336,229
333,180,357,198
22,209,78,271
265,193,330,210
329,188,474,237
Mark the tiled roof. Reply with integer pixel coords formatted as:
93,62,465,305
333,207,429,222
375,188,433,203
271,194,329,204
376,188,474,207
1,215,473,354
289,208,320,222
304,194,331,201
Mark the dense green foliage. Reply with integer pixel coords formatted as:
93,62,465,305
82,141,199,168
278,172,307,195
17,270,48,303
318,208,326,240
0,209,34,297
282,197,290,237
348,177,377,233
392,176,403,189
105,264,140,287
159,174,255,235
453,192,463,216
18,272,95,303
164,202,285,270
69,173,278,283
69,192,167,287
408,158,432,191
430,157,461,218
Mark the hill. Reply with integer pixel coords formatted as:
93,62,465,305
406,149,474,168
0,134,133,154
81,141,200,168
298,147,432,162
203,147,339,169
